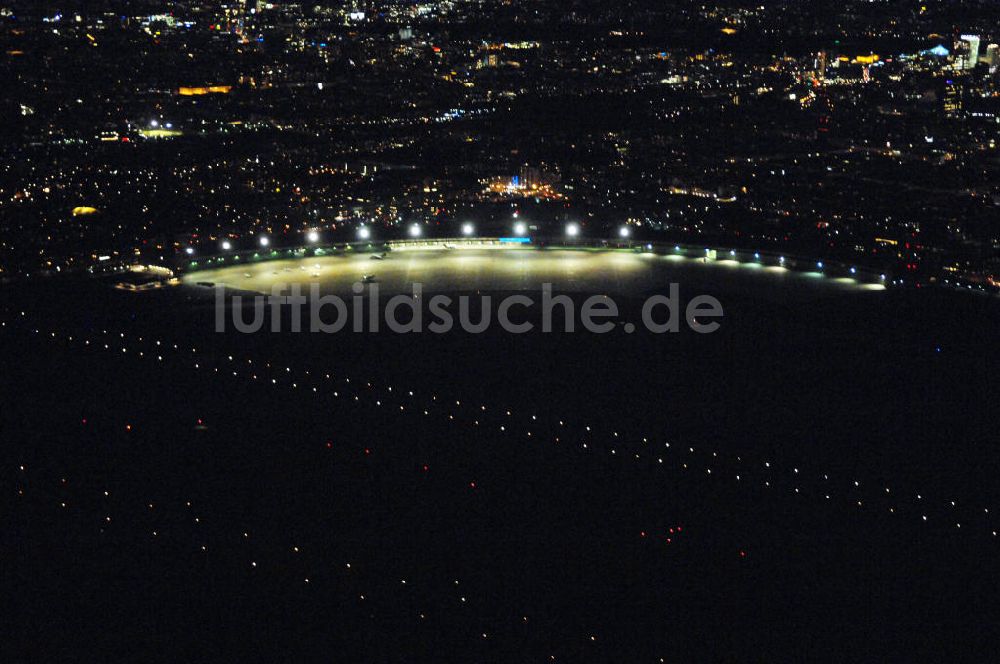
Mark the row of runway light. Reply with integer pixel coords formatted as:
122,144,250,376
5,311,997,543
15,455,599,656
12,430,575,654
7,315,682,659
184,222,633,256
4,312,997,658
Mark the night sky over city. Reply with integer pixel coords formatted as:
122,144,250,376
3,1,1000,661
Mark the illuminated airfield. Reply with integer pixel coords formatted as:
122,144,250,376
182,246,886,301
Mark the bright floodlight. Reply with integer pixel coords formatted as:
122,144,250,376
618,226,630,238
221,240,232,251
409,224,422,237
150,119,159,128
307,230,320,243
513,222,527,236
184,246,195,255
566,223,579,237
259,236,270,247
461,222,474,236
357,226,370,240
817,261,824,269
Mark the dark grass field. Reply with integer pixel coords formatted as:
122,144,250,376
3,270,999,661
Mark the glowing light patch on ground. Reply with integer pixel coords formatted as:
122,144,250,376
183,248,883,301
139,128,183,139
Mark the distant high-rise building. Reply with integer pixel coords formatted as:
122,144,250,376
479,53,499,68
944,78,964,117
519,166,542,188
814,51,828,83
956,34,981,70
984,44,1000,72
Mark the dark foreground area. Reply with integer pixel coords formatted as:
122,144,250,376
3,275,1000,662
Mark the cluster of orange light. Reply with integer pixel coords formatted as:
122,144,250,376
177,85,233,96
